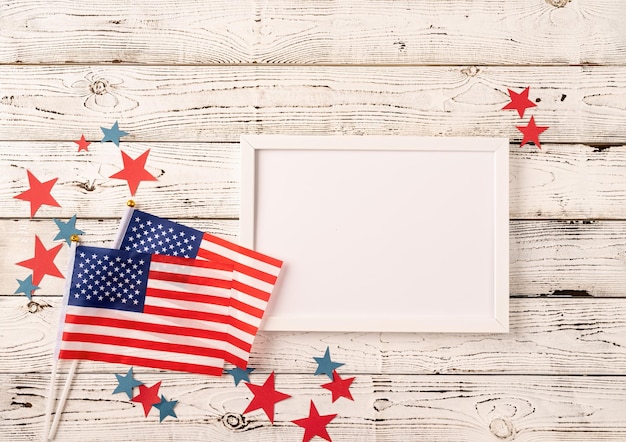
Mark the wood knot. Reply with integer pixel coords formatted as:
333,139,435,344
221,412,247,431
27,301,42,314
90,79,109,95
373,398,392,412
81,180,96,191
545,0,570,7
489,418,515,439
461,66,479,77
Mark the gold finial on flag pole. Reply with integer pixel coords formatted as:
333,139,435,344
127,199,136,207
70,234,80,243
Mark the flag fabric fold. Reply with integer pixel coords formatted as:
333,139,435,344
117,209,283,368
58,246,234,376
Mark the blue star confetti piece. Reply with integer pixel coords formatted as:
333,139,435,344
313,347,344,380
225,367,255,386
14,275,39,300
100,121,129,147
153,394,178,422
53,215,85,246
113,367,143,399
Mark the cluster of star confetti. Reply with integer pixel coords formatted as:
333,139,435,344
13,121,158,300
113,367,178,422
225,347,355,442
502,86,549,149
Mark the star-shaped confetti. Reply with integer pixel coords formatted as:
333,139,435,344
153,395,178,422
313,347,344,380
74,134,91,152
113,368,143,399
243,371,291,423
100,121,129,146
225,367,255,386
517,116,549,149
14,275,40,300
13,170,61,218
109,149,158,196
502,86,537,118
292,400,337,442
15,236,64,286
321,371,355,403
131,381,161,417
53,215,85,246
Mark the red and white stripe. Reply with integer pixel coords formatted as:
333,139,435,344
197,232,283,367
58,254,234,376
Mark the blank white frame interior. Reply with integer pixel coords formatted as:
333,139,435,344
241,135,509,333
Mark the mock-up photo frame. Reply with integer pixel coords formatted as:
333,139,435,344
241,135,509,333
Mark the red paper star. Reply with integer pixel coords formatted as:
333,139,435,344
321,371,354,403
13,170,61,218
131,381,161,417
16,236,64,285
502,86,537,118
516,116,549,149
243,371,291,423
74,134,91,152
292,400,337,442
109,149,158,196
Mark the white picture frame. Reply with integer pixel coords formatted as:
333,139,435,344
240,135,509,333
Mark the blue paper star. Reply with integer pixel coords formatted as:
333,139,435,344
153,394,178,422
113,367,143,399
53,215,85,246
14,275,39,300
313,347,344,380
100,121,129,146
225,367,254,386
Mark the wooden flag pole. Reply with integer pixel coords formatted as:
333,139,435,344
41,340,58,441
42,238,78,441
47,201,136,440
47,359,78,439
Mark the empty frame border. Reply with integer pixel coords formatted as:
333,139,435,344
241,135,509,333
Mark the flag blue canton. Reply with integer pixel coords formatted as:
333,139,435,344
68,246,151,313
120,210,204,259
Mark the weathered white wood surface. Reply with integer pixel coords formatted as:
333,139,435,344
5,142,626,220
2,372,626,441
2,0,626,440
2,296,626,375
2,66,626,144
1,0,625,65
2,219,626,297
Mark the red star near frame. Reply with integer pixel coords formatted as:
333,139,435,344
321,371,355,403
15,236,64,286
13,170,61,218
109,149,158,196
243,371,291,423
131,381,161,417
516,116,549,149
502,86,537,118
292,400,337,442
74,134,91,152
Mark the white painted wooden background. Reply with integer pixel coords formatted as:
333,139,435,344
2,0,626,440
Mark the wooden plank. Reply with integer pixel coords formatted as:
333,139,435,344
511,220,626,297
0,219,238,297
2,372,625,441
1,0,625,65
0,142,240,219
510,143,626,219
2,297,626,375
5,142,626,220
2,218,626,297
1,66,626,144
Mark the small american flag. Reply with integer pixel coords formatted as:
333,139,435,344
118,210,283,368
58,246,234,376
